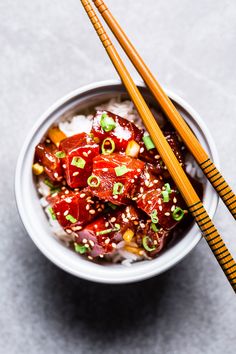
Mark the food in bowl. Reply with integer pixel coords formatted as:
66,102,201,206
33,98,203,265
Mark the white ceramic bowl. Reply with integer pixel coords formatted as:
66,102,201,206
15,80,219,284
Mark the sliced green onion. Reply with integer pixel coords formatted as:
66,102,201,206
114,223,121,231
101,138,115,155
96,223,120,236
87,175,100,188
65,214,77,223
44,179,55,189
100,113,116,132
150,209,159,224
113,182,124,195
96,228,113,236
150,223,159,232
71,156,86,169
161,190,170,203
172,207,185,221
142,135,155,150
74,243,88,254
48,207,56,220
164,183,171,193
142,236,156,252
108,202,117,210
55,151,66,158
114,165,130,176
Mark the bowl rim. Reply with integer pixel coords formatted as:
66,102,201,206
15,79,220,284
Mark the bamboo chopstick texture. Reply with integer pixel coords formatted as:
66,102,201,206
80,0,236,291
92,0,236,221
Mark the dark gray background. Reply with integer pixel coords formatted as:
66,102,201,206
1,0,236,353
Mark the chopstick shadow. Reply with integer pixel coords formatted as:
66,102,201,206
32,246,201,342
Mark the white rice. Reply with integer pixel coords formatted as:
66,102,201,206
38,97,204,265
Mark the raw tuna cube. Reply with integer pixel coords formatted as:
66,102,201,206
139,131,184,176
91,110,143,152
59,133,99,188
136,166,187,230
74,205,140,258
52,188,105,229
89,153,145,205
35,142,63,182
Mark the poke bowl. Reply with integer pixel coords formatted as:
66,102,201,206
15,80,219,284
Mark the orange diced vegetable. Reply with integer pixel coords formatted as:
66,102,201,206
48,127,67,147
32,163,44,175
124,245,144,256
125,140,140,158
123,228,134,242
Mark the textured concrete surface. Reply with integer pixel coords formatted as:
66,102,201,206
1,0,236,353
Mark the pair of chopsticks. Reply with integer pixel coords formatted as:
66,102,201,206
80,0,236,291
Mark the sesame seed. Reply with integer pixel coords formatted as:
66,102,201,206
113,195,118,199
145,180,150,187
159,206,163,211
54,172,58,178
66,229,72,234
89,240,95,247
72,226,82,231
85,204,90,210
104,238,110,244
112,243,117,248
89,209,96,214
145,172,150,179
171,205,175,212
131,179,134,183
140,223,145,228
82,152,88,157
134,221,139,225
123,218,129,222
98,208,102,212
62,164,66,169
61,195,65,199
65,190,69,194
154,179,159,184
65,198,72,203
105,222,109,227
85,244,90,248
110,217,116,222
63,210,69,216
140,147,144,153
102,168,108,172
165,212,170,216
99,254,104,258
73,172,79,176
154,155,160,159
88,256,93,260
80,193,86,198
158,198,161,205
46,139,51,143
82,238,87,243
87,150,91,155
140,187,144,193
173,197,177,203
132,197,138,201
137,168,141,172
148,201,152,204
154,240,158,245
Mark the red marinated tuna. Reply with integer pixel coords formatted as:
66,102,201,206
136,166,187,231
35,143,63,182
74,206,140,258
88,153,145,205
59,133,99,188
52,188,105,229
91,110,143,152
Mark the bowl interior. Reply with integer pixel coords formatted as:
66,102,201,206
15,81,219,283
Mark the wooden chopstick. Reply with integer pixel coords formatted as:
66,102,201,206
80,0,236,291
92,0,236,221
